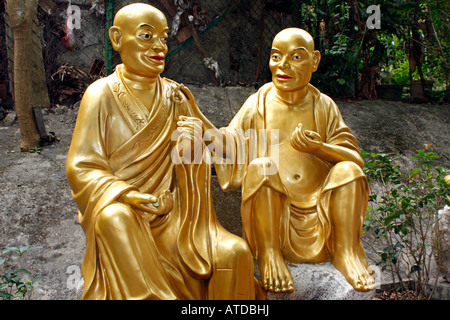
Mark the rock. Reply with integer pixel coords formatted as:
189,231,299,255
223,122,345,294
2,110,16,126
0,86,448,300
266,262,375,300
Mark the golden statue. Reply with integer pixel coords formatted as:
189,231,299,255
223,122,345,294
183,28,376,294
65,3,260,300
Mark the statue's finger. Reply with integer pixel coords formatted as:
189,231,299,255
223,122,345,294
140,193,158,203
305,130,321,141
138,203,159,214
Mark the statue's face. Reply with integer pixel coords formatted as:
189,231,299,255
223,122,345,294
116,8,169,79
269,28,320,92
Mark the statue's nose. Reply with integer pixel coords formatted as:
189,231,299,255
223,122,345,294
151,40,165,52
152,45,161,52
278,56,290,70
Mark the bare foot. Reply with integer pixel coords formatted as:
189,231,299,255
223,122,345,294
332,250,376,292
358,243,377,277
259,250,294,293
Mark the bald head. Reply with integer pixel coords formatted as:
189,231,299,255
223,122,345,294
109,3,169,79
272,28,315,53
269,27,320,92
113,3,167,33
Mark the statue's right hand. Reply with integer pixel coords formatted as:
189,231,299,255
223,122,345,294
121,190,173,219
290,123,322,154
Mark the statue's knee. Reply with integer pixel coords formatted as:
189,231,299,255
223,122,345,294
216,234,253,268
247,157,278,176
233,237,252,259
335,161,364,175
228,236,253,264
95,202,134,236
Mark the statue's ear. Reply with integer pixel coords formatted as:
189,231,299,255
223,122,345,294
109,26,122,52
312,50,321,72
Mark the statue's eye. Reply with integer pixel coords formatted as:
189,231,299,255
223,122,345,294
272,54,281,61
161,37,168,42
292,55,302,60
139,33,152,39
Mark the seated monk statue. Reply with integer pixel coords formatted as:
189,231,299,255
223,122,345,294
180,27,376,294
65,3,261,300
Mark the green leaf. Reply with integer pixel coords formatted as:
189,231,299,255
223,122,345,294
409,168,422,177
410,265,421,273
316,8,326,15
19,245,42,254
16,269,32,275
3,247,19,254
425,152,439,158
0,292,14,299
17,283,26,289
19,246,30,253
32,276,44,285
392,183,402,190
383,246,393,253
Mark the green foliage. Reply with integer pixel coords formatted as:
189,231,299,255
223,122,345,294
362,148,449,299
298,0,449,100
312,50,359,97
379,34,410,86
0,245,44,300
29,147,42,155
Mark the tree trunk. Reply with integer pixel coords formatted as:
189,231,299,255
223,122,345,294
349,0,378,99
6,0,41,151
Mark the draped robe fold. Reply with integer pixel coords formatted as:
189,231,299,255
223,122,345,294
214,82,367,263
66,65,252,299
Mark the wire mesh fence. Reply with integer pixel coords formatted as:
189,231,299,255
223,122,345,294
154,0,298,87
110,0,300,87
0,0,312,109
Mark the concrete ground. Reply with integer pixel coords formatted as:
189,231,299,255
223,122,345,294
0,85,448,300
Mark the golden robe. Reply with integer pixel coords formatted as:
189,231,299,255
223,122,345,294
66,65,255,300
214,82,367,263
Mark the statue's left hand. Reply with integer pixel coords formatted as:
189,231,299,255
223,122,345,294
290,123,323,154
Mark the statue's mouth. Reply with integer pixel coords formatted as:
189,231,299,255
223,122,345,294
276,74,292,80
148,55,165,62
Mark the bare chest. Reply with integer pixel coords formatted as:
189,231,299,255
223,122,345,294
264,100,315,143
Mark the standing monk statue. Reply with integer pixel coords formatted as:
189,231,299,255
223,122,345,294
181,28,376,294
66,3,260,300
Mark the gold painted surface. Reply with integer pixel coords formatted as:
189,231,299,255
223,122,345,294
211,28,376,293
66,3,261,300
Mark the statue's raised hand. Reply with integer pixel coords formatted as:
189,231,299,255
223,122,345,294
173,116,204,164
177,116,203,138
290,123,322,154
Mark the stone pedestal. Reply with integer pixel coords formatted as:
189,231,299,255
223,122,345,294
266,262,375,300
